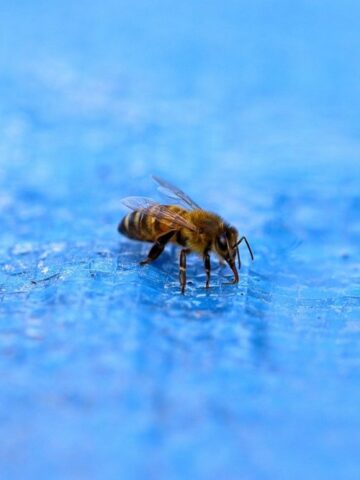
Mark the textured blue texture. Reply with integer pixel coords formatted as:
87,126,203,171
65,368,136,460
1,1,360,479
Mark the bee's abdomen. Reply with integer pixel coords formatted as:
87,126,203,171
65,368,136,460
118,211,156,241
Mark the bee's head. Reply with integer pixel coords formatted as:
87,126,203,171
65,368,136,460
214,225,239,264
214,226,254,280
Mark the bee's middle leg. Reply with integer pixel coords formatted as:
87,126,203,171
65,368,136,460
140,230,176,266
204,252,211,288
179,248,190,294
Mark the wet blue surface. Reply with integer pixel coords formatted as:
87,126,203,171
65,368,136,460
1,1,360,479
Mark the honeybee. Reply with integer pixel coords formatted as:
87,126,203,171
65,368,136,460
118,176,254,294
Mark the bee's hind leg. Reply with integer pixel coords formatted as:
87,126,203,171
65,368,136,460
140,230,176,266
204,252,211,289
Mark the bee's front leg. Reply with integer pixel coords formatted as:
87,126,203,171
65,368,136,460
204,252,211,289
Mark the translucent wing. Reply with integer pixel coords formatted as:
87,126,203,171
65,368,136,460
152,175,201,210
121,196,198,232
121,196,158,211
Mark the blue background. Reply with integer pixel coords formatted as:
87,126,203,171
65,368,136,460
1,1,360,479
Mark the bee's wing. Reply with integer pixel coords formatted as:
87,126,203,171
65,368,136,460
121,196,158,211
121,196,198,232
152,175,201,210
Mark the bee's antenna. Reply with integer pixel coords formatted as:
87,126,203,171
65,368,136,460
236,246,241,269
234,236,254,261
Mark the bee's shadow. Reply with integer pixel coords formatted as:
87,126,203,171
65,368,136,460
115,241,255,318
113,241,276,369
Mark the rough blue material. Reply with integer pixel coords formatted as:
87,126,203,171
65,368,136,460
1,1,360,479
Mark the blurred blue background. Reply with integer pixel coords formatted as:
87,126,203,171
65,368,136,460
1,1,360,479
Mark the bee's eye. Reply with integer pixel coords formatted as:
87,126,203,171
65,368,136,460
217,235,228,251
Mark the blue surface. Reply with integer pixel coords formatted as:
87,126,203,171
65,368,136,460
1,1,360,479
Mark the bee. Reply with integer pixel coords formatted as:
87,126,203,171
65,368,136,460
118,176,254,294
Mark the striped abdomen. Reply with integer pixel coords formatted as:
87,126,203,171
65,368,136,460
119,211,151,241
119,205,190,242
118,209,174,242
